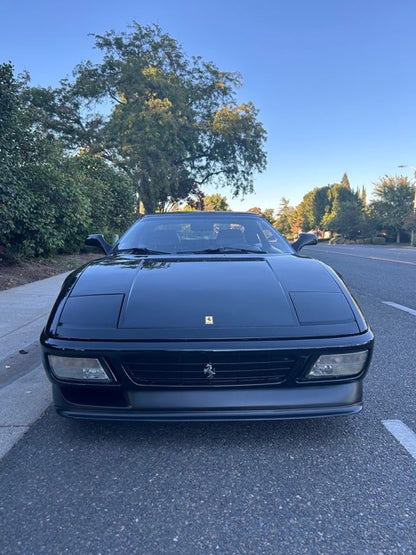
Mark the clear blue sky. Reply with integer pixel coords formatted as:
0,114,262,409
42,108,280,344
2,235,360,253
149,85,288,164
2,0,416,211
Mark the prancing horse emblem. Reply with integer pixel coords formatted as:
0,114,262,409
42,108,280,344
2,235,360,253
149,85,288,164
203,363,216,380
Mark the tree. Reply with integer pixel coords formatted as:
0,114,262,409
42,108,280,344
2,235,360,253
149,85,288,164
341,172,351,188
247,207,262,215
297,186,330,231
248,206,275,224
370,175,415,243
261,208,276,225
64,154,137,240
321,183,365,238
203,194,229,211
359,185,368,208
183,188,205,211
0,64,79,257
36,22,267,213
0,63,32,247
274,198,295,236
288,208,305,236
0,63,137,258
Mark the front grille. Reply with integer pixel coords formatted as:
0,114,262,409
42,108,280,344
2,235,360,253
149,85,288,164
121,350,298,387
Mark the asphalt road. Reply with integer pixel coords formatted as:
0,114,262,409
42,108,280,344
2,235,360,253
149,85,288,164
0,244,415,554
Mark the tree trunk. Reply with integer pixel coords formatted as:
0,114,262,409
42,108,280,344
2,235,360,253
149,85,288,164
139,194,156,214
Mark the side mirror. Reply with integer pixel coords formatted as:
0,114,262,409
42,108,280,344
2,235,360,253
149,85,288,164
291,233,318,253
85,234,113,255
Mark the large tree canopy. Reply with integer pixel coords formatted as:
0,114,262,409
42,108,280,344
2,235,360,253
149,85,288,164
371,175,415,243
296,177,365,238
35,22,267,213
321,183,365,239
274,198,297,236
297,186,331,231
0,63,136,258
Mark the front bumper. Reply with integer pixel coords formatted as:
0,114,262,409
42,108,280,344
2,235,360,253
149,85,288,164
42,331,373,421
52,381,364,421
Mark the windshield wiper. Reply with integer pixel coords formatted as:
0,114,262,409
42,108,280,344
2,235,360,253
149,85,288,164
116,247,170,255
178,247,266,254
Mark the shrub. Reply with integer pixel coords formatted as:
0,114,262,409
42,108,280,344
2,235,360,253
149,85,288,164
372,236,386,245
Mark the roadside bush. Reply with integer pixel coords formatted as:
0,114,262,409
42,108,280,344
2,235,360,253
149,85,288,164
2,154,91,258
329,235,345,244
372,236,386,245
65,154,137,242
1,142,136,259
0,63,137,260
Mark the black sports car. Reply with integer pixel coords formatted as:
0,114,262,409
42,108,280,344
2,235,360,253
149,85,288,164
41,212,374,421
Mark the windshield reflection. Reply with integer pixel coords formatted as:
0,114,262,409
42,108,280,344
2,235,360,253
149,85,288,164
115,213,293,255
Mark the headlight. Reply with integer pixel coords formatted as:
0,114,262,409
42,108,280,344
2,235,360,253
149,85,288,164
48,355,114,382
305,351,369,379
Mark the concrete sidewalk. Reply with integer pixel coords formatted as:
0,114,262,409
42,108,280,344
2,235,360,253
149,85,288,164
0,272,70,459
0,272,70,360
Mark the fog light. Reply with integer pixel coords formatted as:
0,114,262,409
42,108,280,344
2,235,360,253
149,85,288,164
48,356,113,382
306,351,368,379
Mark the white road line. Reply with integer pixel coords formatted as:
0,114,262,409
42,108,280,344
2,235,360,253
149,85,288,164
382,301,416,317
368,256,416,265
383,420,416,461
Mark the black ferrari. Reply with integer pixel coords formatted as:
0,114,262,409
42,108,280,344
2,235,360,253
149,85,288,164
41,212,374,421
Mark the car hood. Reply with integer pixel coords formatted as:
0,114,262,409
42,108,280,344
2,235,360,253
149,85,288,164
49,254,367,340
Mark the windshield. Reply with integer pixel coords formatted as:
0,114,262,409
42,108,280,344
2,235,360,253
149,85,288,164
115,213,294,255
